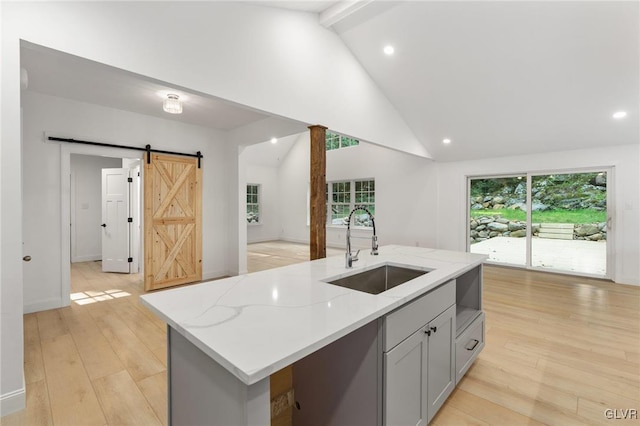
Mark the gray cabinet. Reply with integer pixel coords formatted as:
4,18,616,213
384,304,456,426
384,327,427,426
454,265,484,384
290,269,484,426
455,312,484,383
426,305,455,422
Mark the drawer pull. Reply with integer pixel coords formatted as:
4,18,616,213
465,339,479,351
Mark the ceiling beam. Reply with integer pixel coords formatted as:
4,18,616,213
319,0,373,28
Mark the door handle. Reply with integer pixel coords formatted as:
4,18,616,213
101,223,107,228
606,216,612,230
23,255,32,262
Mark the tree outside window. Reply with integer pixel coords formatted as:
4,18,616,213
325,131,360,151
246,184,260,223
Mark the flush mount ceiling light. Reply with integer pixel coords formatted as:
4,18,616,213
270,137,278,144
383,45,395,55
612,111,627,119
163,94,183,114
443,138,451,144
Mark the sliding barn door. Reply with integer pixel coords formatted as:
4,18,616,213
144,153,202,291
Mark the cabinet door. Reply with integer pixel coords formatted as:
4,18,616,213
426,305,456,423
384,329,428,426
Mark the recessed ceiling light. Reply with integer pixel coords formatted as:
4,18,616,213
270,137,278,144
443,138,451,144
612,111,627,119
383,45,395,55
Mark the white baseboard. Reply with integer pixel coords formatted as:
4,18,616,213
279,237,309,245
615,275,640,286
247,236,281,244
271,237,343,250
0,378,25,417
24,297,68,314
71,254,101,263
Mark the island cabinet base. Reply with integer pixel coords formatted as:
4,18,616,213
168,327,271,426
160,261,485,426
292,319,382,426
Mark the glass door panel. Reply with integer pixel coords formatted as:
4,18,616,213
469,176,527,266
530,172,608,276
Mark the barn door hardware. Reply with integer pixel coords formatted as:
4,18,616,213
47,136,203,168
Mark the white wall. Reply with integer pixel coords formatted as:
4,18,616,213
275,134,640,285
21,91,230,314
6,2,425,158
278,133,311,245
278,132,438,250
436,144,640,285
70,154,122,263
1,3,427,406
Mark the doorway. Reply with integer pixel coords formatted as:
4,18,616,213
60,145,144,305
468,169,612,279
70,154,142,281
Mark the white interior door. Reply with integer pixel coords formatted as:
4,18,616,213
102,168,131,273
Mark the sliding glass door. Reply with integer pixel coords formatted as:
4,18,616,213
469,176,527,266
468,169,611,278
530,171,608,275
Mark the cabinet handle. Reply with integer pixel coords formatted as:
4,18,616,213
424,329,431,336
465,339,479,351
430,326,437,334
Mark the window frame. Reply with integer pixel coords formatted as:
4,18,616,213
246,183,261,225
326,178,375,228
325,131,360,151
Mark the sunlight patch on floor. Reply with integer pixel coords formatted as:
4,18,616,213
71,289,131,305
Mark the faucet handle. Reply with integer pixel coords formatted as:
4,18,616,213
371,235,379,255
345,249,360,268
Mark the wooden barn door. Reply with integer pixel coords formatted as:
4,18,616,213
144,153,202,291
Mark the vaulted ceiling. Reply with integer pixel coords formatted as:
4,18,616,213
21,1,638,162
331,1,638,161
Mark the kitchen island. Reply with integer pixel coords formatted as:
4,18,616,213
141,245,486,425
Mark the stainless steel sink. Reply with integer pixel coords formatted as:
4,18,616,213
325,264,430,295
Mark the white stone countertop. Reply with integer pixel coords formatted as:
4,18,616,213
140,245,486,385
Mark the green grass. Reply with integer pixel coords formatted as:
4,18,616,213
470,209,606,224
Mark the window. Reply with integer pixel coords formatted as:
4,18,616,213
246,184,260,223
326,131,359,151
330,181,351,225
327,179,375,227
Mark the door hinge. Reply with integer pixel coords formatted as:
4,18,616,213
127,177,133,183
128,257,133,263
128,217,133,223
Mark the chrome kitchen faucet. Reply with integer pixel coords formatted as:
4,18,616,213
345,205,378,268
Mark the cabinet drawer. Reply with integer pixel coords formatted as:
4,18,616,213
455,312,484,384
384,280,455,352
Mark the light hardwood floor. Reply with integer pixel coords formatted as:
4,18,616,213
2,241,639,425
